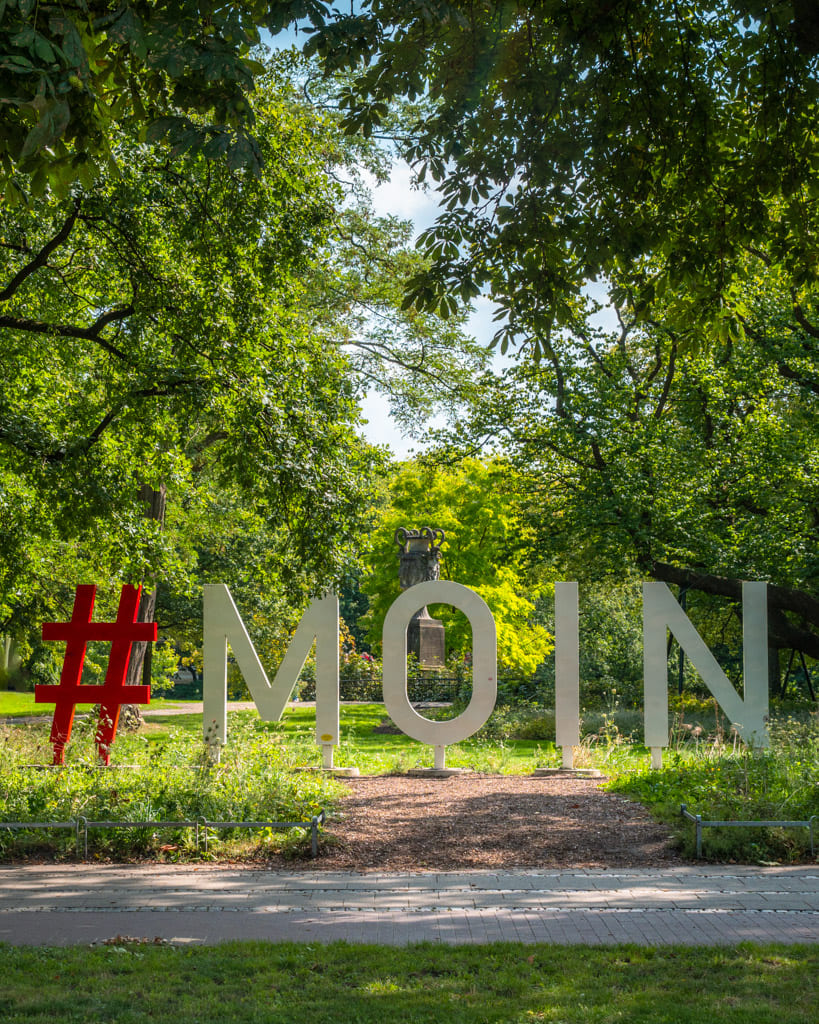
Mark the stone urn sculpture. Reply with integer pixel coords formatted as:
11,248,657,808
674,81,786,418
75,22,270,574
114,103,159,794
394,526,446,669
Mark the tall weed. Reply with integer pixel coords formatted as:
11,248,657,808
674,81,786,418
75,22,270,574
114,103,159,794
607,715,819,861
0,715,342,859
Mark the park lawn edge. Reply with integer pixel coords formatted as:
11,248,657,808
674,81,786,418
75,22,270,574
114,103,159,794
0,693,197,717
0,940,816,1024
3,701,818,863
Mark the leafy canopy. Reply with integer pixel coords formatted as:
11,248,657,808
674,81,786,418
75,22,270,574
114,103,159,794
0,66,359,664
304,2,819,350
0,0,338,198
436,279,819,662
0,55,492,686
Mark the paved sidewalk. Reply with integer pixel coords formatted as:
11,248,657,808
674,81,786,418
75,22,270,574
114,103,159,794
0,865,817,946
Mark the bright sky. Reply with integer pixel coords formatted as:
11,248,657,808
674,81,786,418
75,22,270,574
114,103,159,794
359,162,501,457
264,29,505,457
265,33,614,457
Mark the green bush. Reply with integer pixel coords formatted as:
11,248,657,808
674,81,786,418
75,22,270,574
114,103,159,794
508,710,557,741
298,653,478,704
0,714,342,859
458,706,643,744
298,653,383,702
608,715,819,861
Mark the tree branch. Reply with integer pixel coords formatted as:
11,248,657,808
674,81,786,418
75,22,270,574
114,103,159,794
792,293,819,340
774,358,819,396
653,336,676,419
0,380,200,463
649,560,819,655
0,199,81,303
0,305,134,361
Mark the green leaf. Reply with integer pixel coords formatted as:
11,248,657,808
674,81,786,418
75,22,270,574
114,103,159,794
19,101,71,162
32,33,58,65
11,26,35,48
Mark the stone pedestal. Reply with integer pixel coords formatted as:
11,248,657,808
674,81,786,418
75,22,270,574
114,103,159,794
532,767,603,778
407,743,470,777
407,608,446,669
395,526,447,668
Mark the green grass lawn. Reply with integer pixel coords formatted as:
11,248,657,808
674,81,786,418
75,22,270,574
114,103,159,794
0,696,637,771
0,941,815,1023
0,691,199,717
268,703,569,774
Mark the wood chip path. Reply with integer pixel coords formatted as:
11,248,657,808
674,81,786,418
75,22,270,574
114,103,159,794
283,774,683,871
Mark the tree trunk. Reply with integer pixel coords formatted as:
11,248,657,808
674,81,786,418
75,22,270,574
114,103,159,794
1,635,19,688
649,560,819,661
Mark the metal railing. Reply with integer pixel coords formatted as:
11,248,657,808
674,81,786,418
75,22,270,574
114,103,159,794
0,810,326,859
680,804,817,859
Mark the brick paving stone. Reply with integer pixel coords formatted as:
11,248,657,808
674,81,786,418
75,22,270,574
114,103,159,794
1,865,818,946
467,914,491,944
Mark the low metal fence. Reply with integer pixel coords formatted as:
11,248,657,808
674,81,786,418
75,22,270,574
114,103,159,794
680,803,817,859
0,810,326,859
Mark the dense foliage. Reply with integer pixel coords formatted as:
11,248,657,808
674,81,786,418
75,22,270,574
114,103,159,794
5,3,819,746
300,3,819,702
307,2,819,354
435,288,819,686
0,0,332,194
1,66,369,676
9,4,819,352
609,715,819,861
0,57,488,687
0,713,341,859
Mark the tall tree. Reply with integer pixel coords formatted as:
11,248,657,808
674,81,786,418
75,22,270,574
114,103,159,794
360,458,552,674
306,2,819,351
300,2,819,691
0,60,483,680
436,290,819,683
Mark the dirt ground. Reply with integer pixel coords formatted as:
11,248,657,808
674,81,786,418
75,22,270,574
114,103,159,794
283,773,684,871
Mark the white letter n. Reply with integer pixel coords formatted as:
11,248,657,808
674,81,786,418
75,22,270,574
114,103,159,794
643,581,768,751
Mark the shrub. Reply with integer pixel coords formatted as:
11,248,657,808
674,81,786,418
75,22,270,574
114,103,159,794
608,714,819,861
0,714,342,860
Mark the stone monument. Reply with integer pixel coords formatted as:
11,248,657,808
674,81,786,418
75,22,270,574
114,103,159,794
394,527,446,669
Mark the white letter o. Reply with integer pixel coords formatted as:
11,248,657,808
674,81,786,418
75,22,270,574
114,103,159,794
382,580,497,745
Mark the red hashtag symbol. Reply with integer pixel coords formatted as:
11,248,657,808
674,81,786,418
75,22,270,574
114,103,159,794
36,585,157,765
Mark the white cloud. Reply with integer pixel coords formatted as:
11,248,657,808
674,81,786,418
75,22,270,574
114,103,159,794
366,161,442,238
